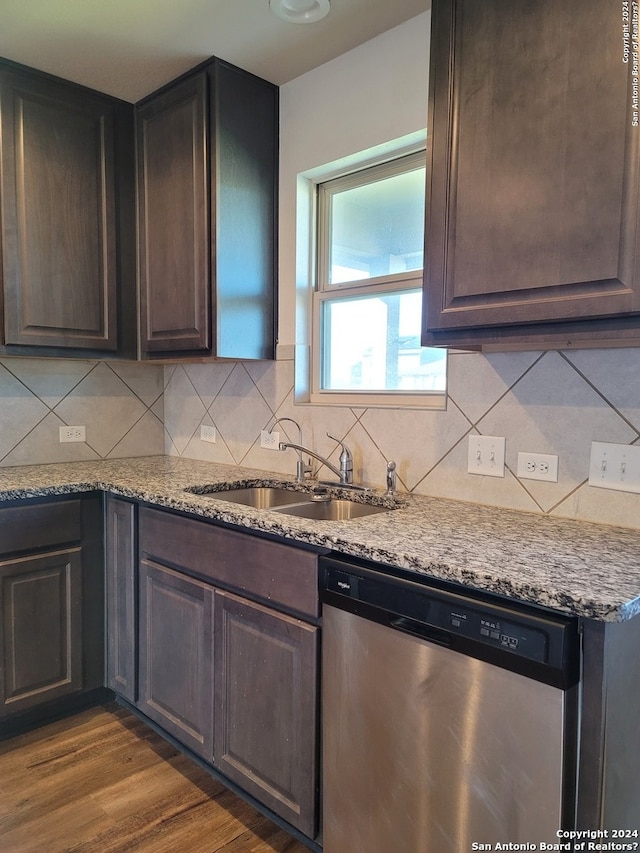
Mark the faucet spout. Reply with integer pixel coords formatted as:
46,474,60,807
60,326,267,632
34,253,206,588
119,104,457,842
278,441,345,483
268,418,311,482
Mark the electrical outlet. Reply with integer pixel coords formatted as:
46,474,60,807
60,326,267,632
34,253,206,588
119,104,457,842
467,435,506,478
589,441,640,493
200,425,216,443
59,425,86,443
260,430,280,450
516,452,559,482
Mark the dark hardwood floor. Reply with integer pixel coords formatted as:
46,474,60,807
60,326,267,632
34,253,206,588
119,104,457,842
0,703,311,853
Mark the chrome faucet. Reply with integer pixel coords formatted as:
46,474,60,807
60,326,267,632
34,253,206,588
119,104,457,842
268,418,312,483
385,460,397,496
278,432,354,486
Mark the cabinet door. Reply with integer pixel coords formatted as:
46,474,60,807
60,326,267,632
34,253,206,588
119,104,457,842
0,548,83,716
214,590,318,837
138,558,214,760
105,497,137,703
137,73,210,354
423,0,640,342
0,68,119,350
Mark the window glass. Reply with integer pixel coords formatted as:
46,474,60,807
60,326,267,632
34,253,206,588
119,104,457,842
321,289,446,392
307,148,447,408
328,168,426,285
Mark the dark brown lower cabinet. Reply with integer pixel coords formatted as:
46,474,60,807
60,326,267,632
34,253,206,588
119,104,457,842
105,497,137,703
0,495,104,730
0,547,83,714
134,506,322,841
214,590,319,837
138,558,214,761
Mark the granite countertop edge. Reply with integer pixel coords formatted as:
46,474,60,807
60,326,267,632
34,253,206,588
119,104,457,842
1,455,639,624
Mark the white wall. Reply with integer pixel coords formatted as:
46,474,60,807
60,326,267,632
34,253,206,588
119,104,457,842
277,12,431,346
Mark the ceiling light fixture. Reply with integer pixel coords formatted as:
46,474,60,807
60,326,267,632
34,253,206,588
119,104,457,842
269,0,331,24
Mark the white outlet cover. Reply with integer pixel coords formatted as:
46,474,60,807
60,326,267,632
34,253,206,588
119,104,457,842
260,430,280,450
59,425,86,443
588,441,640,494
467,435,506,478
516,451,559,482
200,425,216,443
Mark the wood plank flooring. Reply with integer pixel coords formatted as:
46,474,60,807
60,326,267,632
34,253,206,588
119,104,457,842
0,703,311,853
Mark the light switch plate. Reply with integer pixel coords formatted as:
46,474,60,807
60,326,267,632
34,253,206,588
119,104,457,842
467,435,506,478
588,441,640,493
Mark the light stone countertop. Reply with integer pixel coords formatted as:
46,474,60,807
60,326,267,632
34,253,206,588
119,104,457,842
1,455,639,622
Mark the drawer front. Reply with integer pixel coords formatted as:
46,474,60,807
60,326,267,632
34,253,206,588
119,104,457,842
139,507,320,618
0,499,82,555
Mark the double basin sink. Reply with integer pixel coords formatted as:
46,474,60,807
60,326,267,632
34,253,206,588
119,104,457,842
184,483,397,521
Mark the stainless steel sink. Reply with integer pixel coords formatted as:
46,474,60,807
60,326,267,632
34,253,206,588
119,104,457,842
273,499,391,521
185,485,311,509
185,484,396,520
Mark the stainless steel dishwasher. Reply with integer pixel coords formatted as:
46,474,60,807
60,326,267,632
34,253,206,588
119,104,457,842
320,554,581,852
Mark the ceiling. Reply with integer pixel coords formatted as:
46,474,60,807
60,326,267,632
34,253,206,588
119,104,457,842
0,0,429,103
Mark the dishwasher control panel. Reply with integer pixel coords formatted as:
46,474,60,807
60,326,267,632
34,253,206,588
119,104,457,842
448,608,547,661
321,558,580,688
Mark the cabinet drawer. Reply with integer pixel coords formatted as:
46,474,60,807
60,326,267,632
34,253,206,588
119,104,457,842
139,507,320,618
0,500,82,555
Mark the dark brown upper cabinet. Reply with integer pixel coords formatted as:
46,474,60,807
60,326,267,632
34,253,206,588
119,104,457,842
0,62,136,356
137,59,278,360
422,0,640,351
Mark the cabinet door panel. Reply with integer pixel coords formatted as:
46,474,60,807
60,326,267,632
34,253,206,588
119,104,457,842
138,73,210,353
0,71,118,349
214,590,318,837
138,559,214,760
105,497,137,703
0,548,82,715
424,0,640,335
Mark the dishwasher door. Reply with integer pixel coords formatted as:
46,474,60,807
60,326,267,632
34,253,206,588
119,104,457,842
323,600,574,852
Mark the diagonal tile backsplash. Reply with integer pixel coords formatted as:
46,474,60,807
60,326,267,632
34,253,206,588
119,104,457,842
0,358,165,466
2,348,639,531
163,349,640,531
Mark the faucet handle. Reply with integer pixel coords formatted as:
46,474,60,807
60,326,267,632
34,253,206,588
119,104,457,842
385,461,397,496
327,433,353,484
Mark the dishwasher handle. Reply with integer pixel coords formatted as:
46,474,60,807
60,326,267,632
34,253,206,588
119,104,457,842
390,615,452,648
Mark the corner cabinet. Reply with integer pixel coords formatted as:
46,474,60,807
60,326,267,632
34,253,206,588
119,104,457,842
0,495,104,733
137,60,278,360
0,61,136,357
422,0,640,350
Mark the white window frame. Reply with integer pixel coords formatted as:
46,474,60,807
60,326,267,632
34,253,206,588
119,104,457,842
305,150,446,410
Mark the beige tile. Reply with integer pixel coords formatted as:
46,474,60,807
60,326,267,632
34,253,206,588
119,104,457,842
360,399,471,491
180,413,237,465
564,348,640,432
108,362,164,408
2,412,101,467
551,480,640,529
0,366,49,462
163,367,207,456
182,363,234,410
476,352,636,512
415,434,541,512
209,365,273,464
448,350,541,425
1,358,95,408
244,360,294,413
107,410,165,458
53,363,148,458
